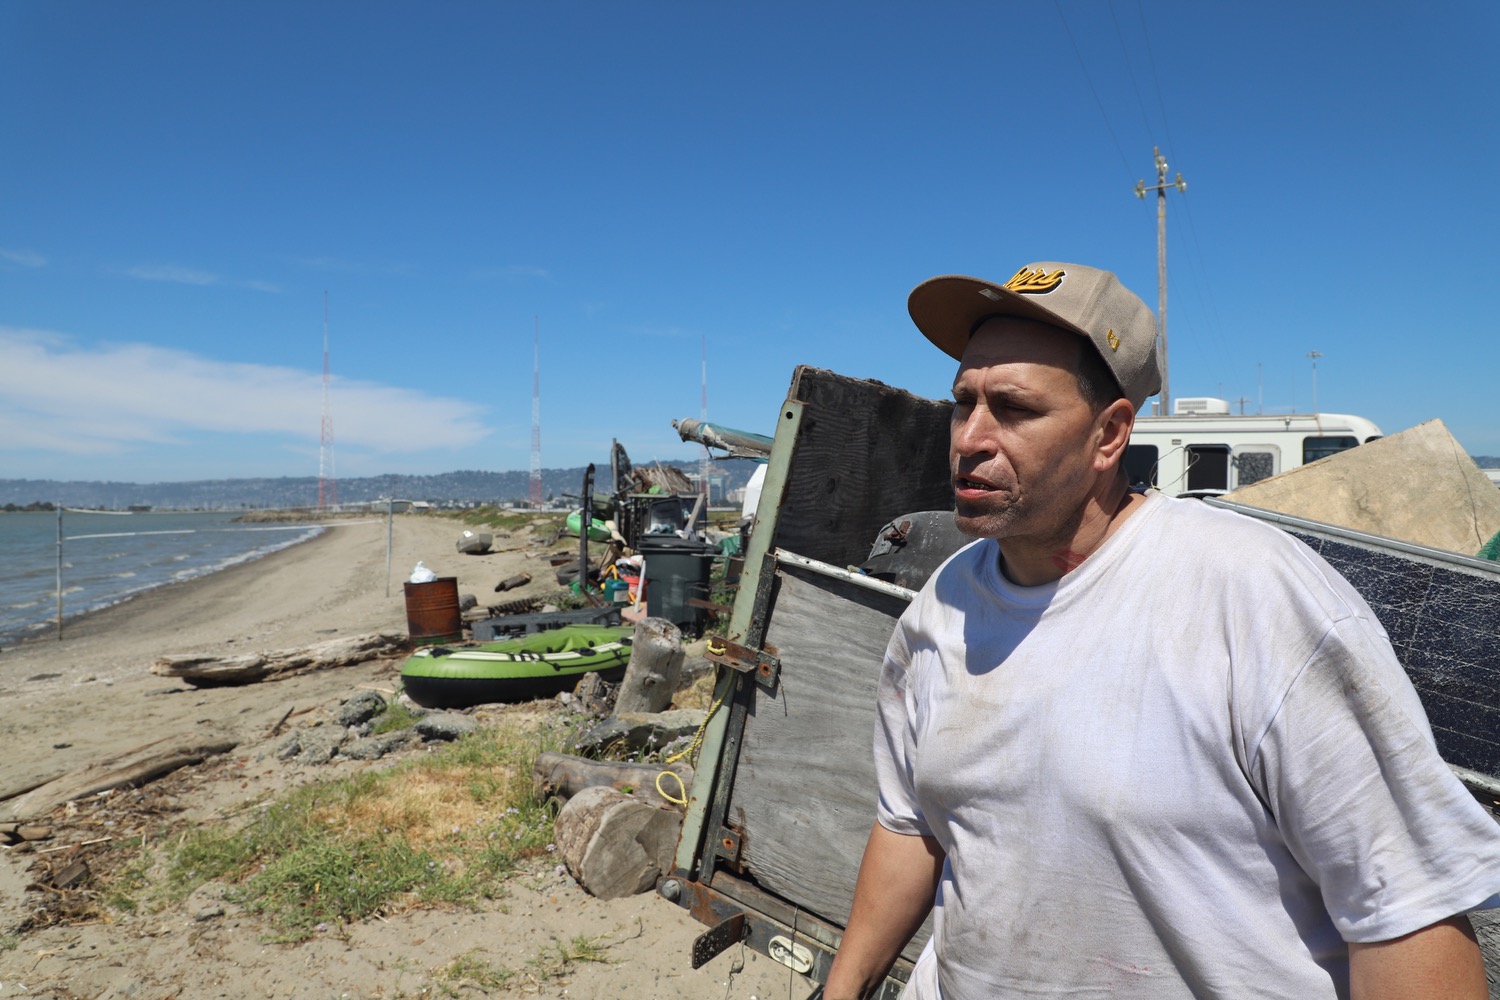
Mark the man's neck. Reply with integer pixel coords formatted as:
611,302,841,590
998,479,1143,587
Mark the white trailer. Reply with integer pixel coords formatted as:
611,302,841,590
1126,397,1383,497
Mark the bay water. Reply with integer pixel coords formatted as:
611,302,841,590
0,510,321,649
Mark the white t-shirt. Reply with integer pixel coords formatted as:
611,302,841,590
876,491,1500,999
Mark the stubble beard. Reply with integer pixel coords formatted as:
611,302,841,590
953,488,1025,540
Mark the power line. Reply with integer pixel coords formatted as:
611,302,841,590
1053,0,1134,179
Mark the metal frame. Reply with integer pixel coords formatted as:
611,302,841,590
673,399,806,879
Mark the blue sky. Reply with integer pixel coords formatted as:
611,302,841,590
3,1,1497,485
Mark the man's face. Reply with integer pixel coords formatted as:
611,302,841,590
949,317,1104,541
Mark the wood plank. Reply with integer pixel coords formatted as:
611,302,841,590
769,367,953,569
0,735,238,821
725,565,931,957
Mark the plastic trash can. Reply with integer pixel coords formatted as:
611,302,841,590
638,536,716,634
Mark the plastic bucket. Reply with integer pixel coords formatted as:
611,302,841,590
404,577,462,645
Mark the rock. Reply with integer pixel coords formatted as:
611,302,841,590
18,824,53,842
554,786,683,900
293,724,346,765
574,710,706,757
415,713,478,742
459,593,478,612
341,731,419,761
274,733,302,761
336,690,387,728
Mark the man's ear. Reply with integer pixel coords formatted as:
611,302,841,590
1093,399,1135,472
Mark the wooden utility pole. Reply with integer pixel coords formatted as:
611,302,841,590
1135,147,1187,415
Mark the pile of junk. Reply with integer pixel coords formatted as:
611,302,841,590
544,422,771,640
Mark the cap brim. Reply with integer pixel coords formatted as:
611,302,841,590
908,275,1093,360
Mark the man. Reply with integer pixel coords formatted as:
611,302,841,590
824,263,1500,999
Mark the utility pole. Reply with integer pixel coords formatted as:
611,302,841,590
1135,147,1187,415
1306,350,1324,413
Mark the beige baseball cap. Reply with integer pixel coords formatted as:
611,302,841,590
908,262,1161,411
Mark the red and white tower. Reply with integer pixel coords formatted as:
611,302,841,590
317,291,337,509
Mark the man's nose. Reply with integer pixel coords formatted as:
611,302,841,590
952,406,996,457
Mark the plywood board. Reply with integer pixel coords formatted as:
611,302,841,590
727,565,930,957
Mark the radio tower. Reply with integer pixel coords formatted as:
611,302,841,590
699,336,710,504
529,317,543,509
317,291,337,509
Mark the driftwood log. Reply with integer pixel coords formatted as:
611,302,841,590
554,785,683,900
0,734,238,822
614,618,683,715
534,751,693,812
151,632,405,687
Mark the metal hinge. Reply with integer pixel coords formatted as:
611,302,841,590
703,634,780,688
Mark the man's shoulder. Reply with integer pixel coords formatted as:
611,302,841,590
1143,492,1302,551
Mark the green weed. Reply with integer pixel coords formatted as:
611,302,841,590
370,700,422,735
433,950,517,995
153,717,568,940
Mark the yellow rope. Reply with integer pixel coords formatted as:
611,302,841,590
655,669,733,806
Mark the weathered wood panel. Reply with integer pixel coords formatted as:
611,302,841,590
726,565,930,957
769,367,953,568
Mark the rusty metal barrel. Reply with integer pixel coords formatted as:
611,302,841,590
403,577,462,645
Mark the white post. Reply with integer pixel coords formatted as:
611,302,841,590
55,503,63,640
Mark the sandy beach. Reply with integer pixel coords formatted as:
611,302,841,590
0,513,813,999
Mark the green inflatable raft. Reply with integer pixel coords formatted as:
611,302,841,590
400,624,632,708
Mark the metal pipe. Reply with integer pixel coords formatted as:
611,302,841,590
773,549,917,602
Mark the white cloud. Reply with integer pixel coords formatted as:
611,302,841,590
120,264,281,294
0,327,492,476
0,248,46,268
125,264,221,285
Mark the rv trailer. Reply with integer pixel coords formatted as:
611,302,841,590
1126,396,1383,497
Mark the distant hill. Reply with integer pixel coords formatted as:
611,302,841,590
0,460,760,511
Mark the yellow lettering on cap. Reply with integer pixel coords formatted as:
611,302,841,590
1106,328,1120,351
1003,266,1065,294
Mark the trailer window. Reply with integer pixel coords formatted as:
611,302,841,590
1233,447,1278,488
1125,444,1158,489
1304,436,1358,464
1185,444,1230,492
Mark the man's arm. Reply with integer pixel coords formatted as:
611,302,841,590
824,822,945,1000
1348,914,1488,1000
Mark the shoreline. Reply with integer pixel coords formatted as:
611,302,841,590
1,519,335,653
0,513,564,799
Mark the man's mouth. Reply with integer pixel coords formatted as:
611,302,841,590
955,476,999,493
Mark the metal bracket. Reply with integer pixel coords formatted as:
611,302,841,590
703,634,781,689
714,824,743,867
691,912,747,969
